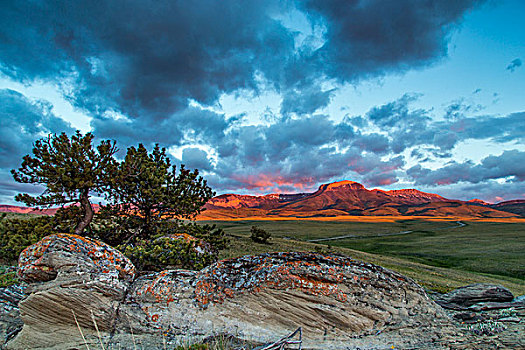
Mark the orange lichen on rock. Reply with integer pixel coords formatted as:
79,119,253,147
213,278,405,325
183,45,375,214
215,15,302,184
191,252,405,307
18,233,136,283
133,269,197,305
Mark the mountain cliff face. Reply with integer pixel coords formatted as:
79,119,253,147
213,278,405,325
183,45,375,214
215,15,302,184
202,180,521,219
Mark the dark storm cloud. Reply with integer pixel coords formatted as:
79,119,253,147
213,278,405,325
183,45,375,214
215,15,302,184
352,133,390,154
506,58,522,72
4,0,514,199
0,89,74,168
0,0,294,120
204,94,524,194
407,150,525,186
300,0,483,81
90,106,232,152
0,0,484,121
363,96,525,159
366,94,426,127
280,81,335,116
0,89,74,203
435,181,525,203
205,114,407,193
448,112,525,143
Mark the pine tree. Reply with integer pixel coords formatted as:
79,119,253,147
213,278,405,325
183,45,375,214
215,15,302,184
100,143,214,245
11,131,117,234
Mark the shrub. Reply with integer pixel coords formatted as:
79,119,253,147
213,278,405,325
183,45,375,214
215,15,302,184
101,144,214,245
0,208,86,263
118,236,217,272
180,222,228,251
0,214,55,263
250,226,271,244
11,131,117,235
174,344,208,350
0,265,18,288
466,320,506,336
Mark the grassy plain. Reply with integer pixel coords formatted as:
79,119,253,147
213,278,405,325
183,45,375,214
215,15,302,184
201,219,525,295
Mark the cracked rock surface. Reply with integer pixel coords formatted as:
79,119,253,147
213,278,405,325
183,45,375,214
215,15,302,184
4,234,463,349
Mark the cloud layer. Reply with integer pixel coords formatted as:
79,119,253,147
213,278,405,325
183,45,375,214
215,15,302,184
2,0,523,203
0,0,482,119
0,89,74,201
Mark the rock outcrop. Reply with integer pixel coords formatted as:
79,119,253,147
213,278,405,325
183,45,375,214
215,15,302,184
119,252,459,349
0,285,25,346
6,233,460,349
8,233,135,349
436,283,515,310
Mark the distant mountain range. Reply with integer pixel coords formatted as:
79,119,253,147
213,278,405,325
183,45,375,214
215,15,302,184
201,180,525,219
0,204,101,216
1,180,524,219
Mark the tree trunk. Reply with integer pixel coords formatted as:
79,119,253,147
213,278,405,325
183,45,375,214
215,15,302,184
74,190,94,235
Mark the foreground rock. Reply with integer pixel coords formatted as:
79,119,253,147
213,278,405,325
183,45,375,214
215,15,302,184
120,252,459,349
6,234,460,349
435,283,515,310
7,233,135,349
0,284,25,346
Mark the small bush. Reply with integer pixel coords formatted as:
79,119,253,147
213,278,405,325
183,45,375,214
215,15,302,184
0,209,80,264
118,236,217,272
180,222,228,251
174,344,208,350
466,320,507,336
0,266,18,288
0,214,54,263
250,226,271,244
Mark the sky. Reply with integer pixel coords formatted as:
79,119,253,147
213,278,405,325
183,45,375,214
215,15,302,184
0,0,524,205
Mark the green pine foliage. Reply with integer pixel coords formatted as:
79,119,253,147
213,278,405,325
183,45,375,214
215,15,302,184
8,135,223,272
98,143,214,245
181,222,228,251
0,214,56,263
118,236,217,271
11,131,117,235
0,265,18,288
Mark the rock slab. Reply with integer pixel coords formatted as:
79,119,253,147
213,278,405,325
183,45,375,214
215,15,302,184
7,233,135,349
436,283,515,310
6,234,460,349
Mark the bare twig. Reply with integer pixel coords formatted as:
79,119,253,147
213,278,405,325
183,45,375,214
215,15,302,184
72,309,91,350
250,327,302,350
90,310,106,350
125,313,138,350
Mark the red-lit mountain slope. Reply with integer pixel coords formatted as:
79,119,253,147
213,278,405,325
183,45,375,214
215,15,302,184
202,180,520,219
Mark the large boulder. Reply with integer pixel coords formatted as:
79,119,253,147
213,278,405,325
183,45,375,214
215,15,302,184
118,252,459,349
7,235,459,349
7,233,135,349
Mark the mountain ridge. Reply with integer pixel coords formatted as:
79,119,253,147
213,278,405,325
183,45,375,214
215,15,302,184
202,180,523,219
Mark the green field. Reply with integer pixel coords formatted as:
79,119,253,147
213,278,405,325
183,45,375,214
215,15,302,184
204,219,525,295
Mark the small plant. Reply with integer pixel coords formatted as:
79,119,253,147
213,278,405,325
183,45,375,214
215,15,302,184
0,208,85,264
250,226,271,244
0,265,18,288
498,308,517,318
466,320,507,336
119,236,217,271
174,344,209,350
